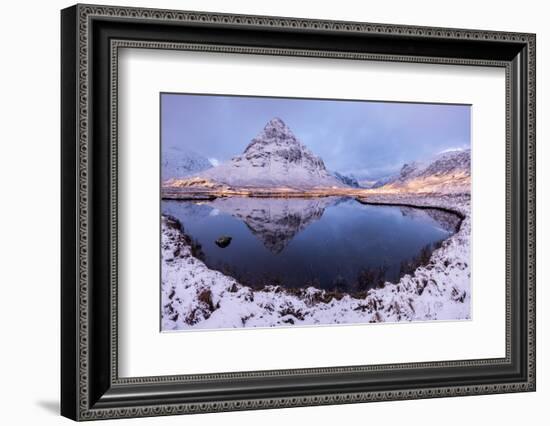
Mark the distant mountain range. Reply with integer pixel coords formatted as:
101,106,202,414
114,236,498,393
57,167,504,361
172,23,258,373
162,146,212,179
332,171,360,188
163,118,470,194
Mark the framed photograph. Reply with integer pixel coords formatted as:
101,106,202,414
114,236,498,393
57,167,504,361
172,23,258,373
61,4,536,421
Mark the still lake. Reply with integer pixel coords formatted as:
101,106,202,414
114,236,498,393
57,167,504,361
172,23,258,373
162,197,458,292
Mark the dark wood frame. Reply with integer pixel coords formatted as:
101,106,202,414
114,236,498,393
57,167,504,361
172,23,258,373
61,3,536,421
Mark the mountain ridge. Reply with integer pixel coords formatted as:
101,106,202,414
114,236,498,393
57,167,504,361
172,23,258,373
162,121,470,195
162,146,212,180
373,149,471,193
173,117,345,190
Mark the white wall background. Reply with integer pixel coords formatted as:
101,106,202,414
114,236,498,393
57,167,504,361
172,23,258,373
0,0,546,424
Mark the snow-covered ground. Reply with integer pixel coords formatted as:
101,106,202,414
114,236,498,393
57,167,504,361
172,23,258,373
161,193,471,330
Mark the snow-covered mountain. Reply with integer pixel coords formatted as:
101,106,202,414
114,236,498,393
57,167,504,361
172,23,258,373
173,118,344,190
332,171,360,188
358,179,378,189
376,149,471,193
162,147,212,180
419,149,470,178
371,174,399,189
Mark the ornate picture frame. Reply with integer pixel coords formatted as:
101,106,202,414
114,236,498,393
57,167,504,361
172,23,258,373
61,4,535,421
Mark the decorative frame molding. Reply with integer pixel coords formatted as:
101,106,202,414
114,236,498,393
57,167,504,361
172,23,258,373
61,4,536,421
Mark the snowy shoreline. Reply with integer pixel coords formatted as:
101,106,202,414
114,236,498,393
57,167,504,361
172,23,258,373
161,192,471,331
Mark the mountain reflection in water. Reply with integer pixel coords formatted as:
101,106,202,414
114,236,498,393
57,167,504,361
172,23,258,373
162,197,458,292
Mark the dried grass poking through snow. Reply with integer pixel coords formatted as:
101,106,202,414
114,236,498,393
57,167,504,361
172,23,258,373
161,193,471,330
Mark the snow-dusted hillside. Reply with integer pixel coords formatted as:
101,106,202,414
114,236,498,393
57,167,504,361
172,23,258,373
162,146,212,180
420,149,470,177
374,149,471,193
333,171,360,188
170,118,344,190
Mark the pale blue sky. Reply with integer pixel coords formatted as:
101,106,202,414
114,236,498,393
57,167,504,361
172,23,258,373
161,93,470,179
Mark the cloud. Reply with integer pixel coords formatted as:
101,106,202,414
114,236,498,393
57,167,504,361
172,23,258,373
345,162,403,180
209,158,220,167
162,94,471,174
437,146,468,155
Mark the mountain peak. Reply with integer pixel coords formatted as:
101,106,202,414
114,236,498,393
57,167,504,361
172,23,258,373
196,118,344,189
397,162,422,182
243,117,297,154
265,116,288,129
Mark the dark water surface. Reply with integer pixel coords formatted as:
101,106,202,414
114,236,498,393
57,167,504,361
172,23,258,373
162,197,458,292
